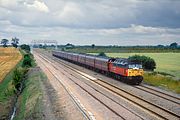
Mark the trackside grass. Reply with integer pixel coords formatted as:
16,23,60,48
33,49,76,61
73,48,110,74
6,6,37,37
144,73,180,93
15,68,45,120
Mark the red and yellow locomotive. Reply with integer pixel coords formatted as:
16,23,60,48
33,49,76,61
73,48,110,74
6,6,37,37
108,58,143,84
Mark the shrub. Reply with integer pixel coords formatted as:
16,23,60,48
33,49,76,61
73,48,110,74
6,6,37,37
98,52,107,57
144,57,156,70
22,54,32,67
20,44,30,52
128,55,156,71
61,48,65,51
12,68,24,90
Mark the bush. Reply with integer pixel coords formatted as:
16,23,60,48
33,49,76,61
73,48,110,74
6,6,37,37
61,48,65,51
12,68,24,91
128,55,156,71
20,44,30,52
98,52,107,57
22,54,32,67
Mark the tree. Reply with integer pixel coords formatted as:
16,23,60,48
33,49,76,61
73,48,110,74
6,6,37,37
50,44,56,48
43,44,47,49
98,52,107,57
22,54,32,67
170,42,178,48
12,68,23,90
65,43,74,49
12,37,19,48
1,39,9,47
39,44,43,48
157,45,164,48
92,44,95,48
61,48,65,51
128,55,156,71
144,57,156,71
20,44,30,52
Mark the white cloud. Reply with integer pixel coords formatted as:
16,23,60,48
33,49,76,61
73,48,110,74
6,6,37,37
0,20,179,45
25,0,49,12
0,0,18,7
55,2,84,24
130,24,167,34
0,0,49,12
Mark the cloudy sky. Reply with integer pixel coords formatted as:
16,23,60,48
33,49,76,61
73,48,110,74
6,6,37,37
0,0,180,45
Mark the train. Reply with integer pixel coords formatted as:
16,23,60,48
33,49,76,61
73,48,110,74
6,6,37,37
52,50,144,85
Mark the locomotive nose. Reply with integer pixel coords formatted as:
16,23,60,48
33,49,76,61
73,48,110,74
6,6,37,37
128,69,143,76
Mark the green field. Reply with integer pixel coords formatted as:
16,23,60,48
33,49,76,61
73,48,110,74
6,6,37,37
90,53,180,79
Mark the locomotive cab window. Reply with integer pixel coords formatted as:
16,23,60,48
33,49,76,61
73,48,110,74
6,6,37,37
113,63,117,66
128,64,142,69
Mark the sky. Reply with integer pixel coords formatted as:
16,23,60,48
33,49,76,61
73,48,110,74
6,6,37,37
0,0,180,46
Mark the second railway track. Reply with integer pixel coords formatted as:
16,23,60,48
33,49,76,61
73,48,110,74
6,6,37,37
135,85,180,105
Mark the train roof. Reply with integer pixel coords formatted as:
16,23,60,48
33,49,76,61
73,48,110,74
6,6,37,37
94,56,110,61
113,58,142,65
113,58,128,65
53,50,130,62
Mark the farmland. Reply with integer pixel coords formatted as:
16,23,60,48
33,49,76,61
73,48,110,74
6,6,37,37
0,47,22,82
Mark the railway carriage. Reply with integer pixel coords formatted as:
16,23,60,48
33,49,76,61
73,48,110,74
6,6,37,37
72,53,79,63
52,50,143,85
85,55,95,68
94,57,109,72
78,54,86,65
67,53,73,61
53,51,62,58
63,52,68,59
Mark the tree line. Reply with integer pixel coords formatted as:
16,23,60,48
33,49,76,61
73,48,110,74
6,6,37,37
1,37,19,48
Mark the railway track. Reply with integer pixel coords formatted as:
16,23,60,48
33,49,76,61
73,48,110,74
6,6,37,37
135,85,180,105
35,54,93,120
36,52,144,120
36,50,180,120
94,80,180,120
60,56,179,104
45,51,180,104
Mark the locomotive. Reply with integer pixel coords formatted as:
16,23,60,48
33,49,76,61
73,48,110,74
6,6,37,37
52,50,143,85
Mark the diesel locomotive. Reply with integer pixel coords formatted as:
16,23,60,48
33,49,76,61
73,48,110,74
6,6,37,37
52,51,143,84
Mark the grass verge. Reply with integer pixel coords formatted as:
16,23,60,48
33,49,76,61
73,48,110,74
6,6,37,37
143,72,180,94
14,67,47,120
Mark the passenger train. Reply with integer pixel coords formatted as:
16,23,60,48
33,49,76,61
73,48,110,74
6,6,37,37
52,51,143,85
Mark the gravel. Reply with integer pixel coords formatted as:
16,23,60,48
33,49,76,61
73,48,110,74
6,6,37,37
35,54,86,120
